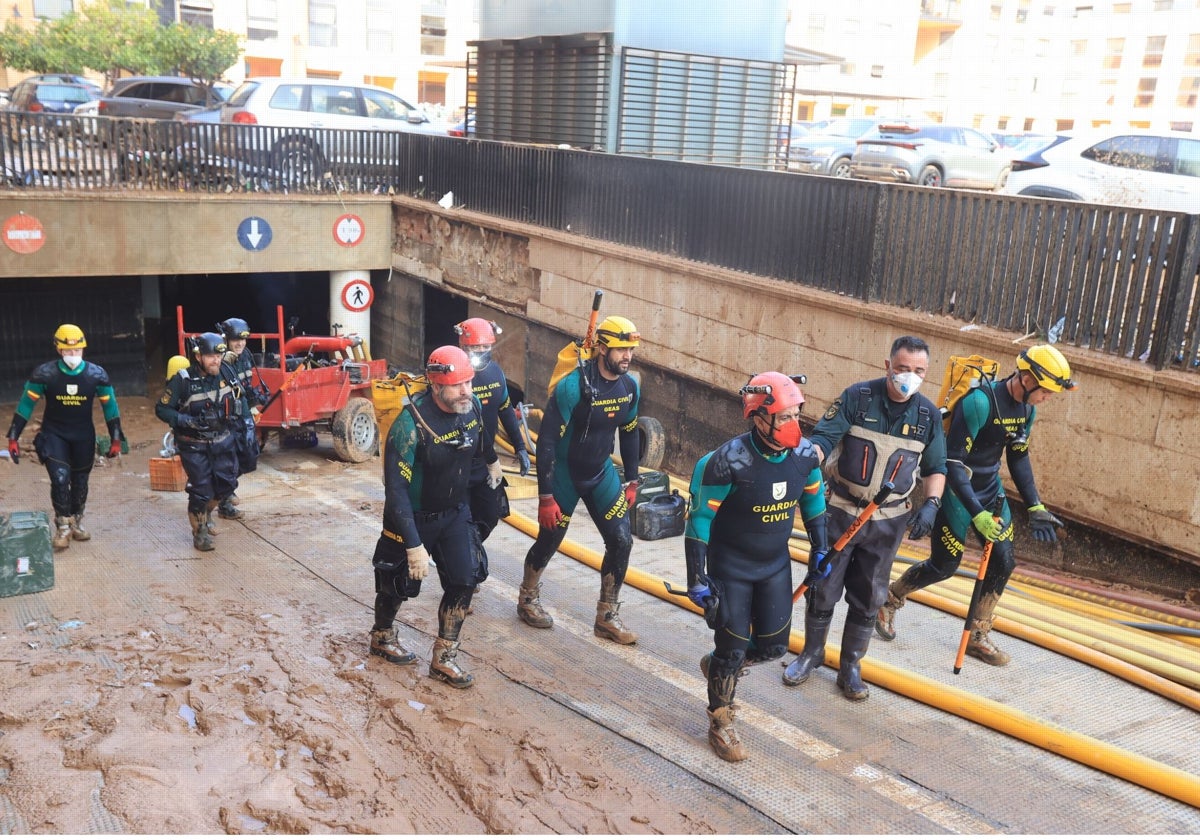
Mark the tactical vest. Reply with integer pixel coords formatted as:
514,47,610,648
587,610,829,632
825,383,934,521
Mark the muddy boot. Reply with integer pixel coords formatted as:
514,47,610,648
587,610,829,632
429,638,474,689
782,608,833,686
68,513,91,542
51,515,71,551
966,592,1011,666
517,566,553,629
707,705,749,762
228,492,240,505
876,567,920,641
203,499,220,535
218,498,244,520
188,510,214,552
836,617,875,701
369,627,417,665
594,600,638,645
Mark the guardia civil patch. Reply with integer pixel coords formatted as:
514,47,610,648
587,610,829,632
159,391,171,405
823,399,841,421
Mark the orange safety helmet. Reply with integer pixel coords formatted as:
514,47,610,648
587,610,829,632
740,372,805,418
426,345,474,385
454,318,501,347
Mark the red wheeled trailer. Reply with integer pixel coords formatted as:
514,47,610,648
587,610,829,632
176,304,386,462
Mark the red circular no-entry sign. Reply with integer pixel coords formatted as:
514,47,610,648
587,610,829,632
333,213,365,247
3,213,45,254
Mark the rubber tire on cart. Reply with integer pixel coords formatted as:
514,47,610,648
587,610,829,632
331,397,379,463
637,416,666,470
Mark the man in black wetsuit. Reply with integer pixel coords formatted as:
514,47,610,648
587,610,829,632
517,316,642,645
685,372,828,762
217,317,268,519
454,317,530,546
6,324,124,551
367,345,499,689
155,332,243,552
876,344,1076,666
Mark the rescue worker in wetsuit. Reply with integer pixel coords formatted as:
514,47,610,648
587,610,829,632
6,324,124,551
782,335,947,700
155,332,242,552
685,372,828,762
454,317,531,548
517,315,642,645
217,317,268,519
876,344,1075,666
367,346,499,689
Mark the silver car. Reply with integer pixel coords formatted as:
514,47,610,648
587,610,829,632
787,117,877,177
851,123,1011,190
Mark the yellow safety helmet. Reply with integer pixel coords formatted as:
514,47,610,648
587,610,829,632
53,323,86,350
1017,344,1076,392
596,316,640,348
166,355,190,381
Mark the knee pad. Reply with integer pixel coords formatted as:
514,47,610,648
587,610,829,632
709,648,746,678
986,539,1016,584
746,643,788,665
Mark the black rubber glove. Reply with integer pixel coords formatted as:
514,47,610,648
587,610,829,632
907,497,940,540
1028,505,1064,542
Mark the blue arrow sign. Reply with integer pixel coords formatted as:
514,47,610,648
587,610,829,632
237,217,272,251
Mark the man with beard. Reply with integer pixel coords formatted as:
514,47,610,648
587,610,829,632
367,346,498,689
6,324,124,550
517,315,642,645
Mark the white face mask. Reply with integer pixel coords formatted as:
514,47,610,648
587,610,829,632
60,352,84,370
890,371,923,398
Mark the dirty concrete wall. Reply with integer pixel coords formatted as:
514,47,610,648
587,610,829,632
386,197,1200,594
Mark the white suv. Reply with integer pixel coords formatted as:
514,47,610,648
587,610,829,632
1004,129,1200,213
219,77,445,179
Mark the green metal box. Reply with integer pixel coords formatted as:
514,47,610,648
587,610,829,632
0,511,55,598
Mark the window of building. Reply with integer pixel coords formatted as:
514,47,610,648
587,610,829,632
1056,118,1074,130
990,4,1002,20
309,0,337,48
870,64,884,78
997,116,1010,129
180,1,213,28
1153,0,1174,9
32,0,72,18
1016,0,1031,21
840,62,856,75
1187,34,1200,66
244,56,283,77
247,0,277,41
1172,121,1195,134
831,104,849,117
1036,38,1050,57
1071,39,1087,57
421,12,446,56
1023,117,1036,131
417,71,446,105
1135,77,1157,107
367,0,394,52
1144,35,1166,68
1074,4,1093,16
1044,5,1055,15
1113,2,1131,10
1179,76,1200,107
1104,38,1124,69
807,13,826,33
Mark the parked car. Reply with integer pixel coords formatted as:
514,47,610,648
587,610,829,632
447,115,475,137
19,73,102,96
1004,129,1200,213
787,116,878,177
5,79,96,117
992,132,1058,159
219,78,446,180
97,77,233,121
851,122,1011,190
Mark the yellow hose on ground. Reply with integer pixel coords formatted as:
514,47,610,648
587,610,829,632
501,508,1200,810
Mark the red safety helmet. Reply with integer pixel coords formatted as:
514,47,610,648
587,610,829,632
454,318,500,347
740,372,805,418
426,345,474,385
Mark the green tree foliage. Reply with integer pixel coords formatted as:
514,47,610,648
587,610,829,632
0,0,241,95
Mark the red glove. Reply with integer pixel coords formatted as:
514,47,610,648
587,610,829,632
106,439,122,459
623,480,639,510
537,494,563,530
7,438,19,465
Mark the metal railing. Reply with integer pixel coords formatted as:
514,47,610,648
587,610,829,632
3,110,1198,372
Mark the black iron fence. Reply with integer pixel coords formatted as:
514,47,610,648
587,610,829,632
3,111,1198,372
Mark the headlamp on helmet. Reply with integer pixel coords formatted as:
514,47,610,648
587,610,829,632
193,332,227,358
740,372,806,418
53,323,86,351
596,316,641,348
426,345,474,385
1017,345,1076,393
219,318,251,341
454,318,500,347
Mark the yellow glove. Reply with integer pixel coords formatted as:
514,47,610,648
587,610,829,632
407,544,431,581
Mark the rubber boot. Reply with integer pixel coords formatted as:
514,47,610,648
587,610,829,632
876,566,921,641
52,515,71,551
782,609,833,686
188,510,214,552
707,706,749,763
218,498,244,520
204,499,220,536
68,512,91,541
836,617,876,701
429,638,474,689
594,600,638,645
965,592,1011,666
517,565,553,628
369,627,417,665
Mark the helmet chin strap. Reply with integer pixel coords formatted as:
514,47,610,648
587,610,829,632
1013,372,1041,404
752,415,786,451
